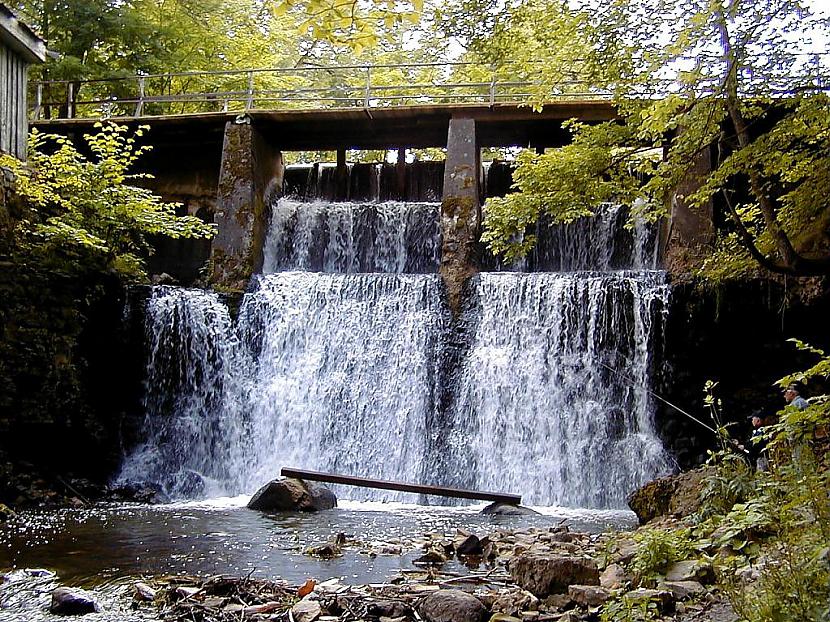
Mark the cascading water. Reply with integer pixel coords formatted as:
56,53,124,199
120,162,673,509
118,287,245,498
429,271,671,507
262,199,440,274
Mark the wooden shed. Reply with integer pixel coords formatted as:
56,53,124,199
0,4,44,160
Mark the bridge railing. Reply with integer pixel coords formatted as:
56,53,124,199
29,61,613,120
29,57,830,121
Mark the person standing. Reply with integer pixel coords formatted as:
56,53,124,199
783,383,809,411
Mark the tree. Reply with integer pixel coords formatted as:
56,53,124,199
0,123,216,278
482,0,830,278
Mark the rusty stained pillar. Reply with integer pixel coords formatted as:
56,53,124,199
663,142,715,274
210,118,284,290
396,147,407,200
440,116,480,315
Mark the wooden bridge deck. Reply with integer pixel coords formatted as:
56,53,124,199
33,102,617,150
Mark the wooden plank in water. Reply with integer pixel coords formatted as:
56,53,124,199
281,467,521,504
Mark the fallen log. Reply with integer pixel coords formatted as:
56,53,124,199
280,467,521,504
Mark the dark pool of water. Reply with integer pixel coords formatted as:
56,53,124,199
0,498,636,621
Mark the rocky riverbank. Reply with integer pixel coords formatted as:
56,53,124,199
13,489,738,622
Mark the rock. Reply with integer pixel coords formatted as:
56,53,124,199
623,588,675,613
510,555,599,597
50,587,101,615
292,599,322,622
627,467,713,524
457,534,483,556
550,532,578,543
247,478,336,512
174,586,201,600
132,581,156,602
151,272,178,285
599,563,629,589
414,550,447,566
366,600,410,618
567,585,611,607
417,589,487,622
490,587,538,616
665,559,715,584
657,580,705,599
489,615,522,622
305,542,342,558
0,503,16,522
481,502,540,515
543,593,573,611
611,540,637,565
108,481,170,504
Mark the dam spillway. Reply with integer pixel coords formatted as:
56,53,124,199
118,162,673,509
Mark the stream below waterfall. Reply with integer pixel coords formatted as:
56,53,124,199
0,500,636,621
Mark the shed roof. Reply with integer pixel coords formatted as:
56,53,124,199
0,4,45,64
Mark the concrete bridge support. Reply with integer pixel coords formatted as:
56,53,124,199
210,118,284,290
440,117,481,314
664,144,715,275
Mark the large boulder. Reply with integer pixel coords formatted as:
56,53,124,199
568,585,611,607
50,587,100,615
627,467,713,524
247,478,336,512
481,502,540,515
510,555,599,597
417,589,487,622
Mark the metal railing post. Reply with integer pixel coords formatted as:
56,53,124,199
135,77,145,117
33,83,42,120
364,65,372,108
246,71,254,110
489,65,496,105
67,82,74,119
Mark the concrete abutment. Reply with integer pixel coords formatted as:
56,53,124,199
210,119,284,290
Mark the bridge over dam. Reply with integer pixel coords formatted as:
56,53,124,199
33,101,710,300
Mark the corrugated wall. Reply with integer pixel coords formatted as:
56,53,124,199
0,44,28,160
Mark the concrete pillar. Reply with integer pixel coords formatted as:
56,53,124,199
664,143,715,273
210,119,283,290
440,117,480,314
335,148,348,201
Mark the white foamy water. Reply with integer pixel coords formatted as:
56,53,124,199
263,199,440,274
118,194,672,509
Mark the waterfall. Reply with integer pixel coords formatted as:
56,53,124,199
118,287,245,498
429,271,672,507
262,199,440,274
120,168,672,509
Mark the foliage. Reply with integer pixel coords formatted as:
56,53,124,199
481,0,830,278
690,342,830,621
631,527,695,587
600,595,659,622
696,452,756,520
270,0,423,51
0,123,215,279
